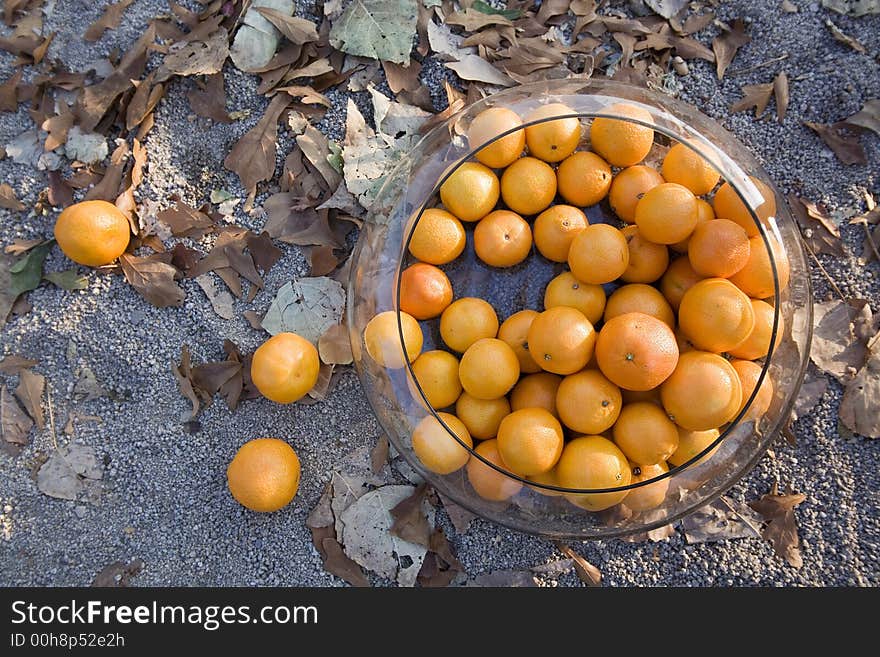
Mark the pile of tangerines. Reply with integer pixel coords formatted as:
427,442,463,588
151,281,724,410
364,101,791,513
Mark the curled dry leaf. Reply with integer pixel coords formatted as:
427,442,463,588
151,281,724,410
810,300,872,381
1,385,32,454
223,93,290,198
748,483,806,568
156,28,230,81
245,231,282,274
804,121,867,166
821,0,880,16
554,542,602,587
157,201,214,237
321,538,370,587
230,0,294,72
840,343,880,438
730,82,774,118
84,0,135,42
92,558,144,587
187,73,231,123
825,18,866,53
119,253,185,308
37,444,104,501
680,496,763,543
263,196,344,248
1,241,52,326
171,345,200,419
370,435,389,475
774,71,789,123
196,274,235,320
644,0,688,19
0,182,24,210
0,355,38,375
15,369,44,430
844,99,880,137
789,195,846,257
446,54,515,87
329,0,419,65
712,18,749,80
0,70,23,113
438,491,477,535
318,322,353,365
390,483,432,547
255,7,319,44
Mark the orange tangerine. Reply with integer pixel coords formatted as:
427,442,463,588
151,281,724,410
612,402,679,465
467,107,525,169
660,256,705,312
455,392,511,440
533,204,588,262
556,151,612,207
712,178,777,237
500,156,557,216
568,223,630,285
604,283,675,329
439,161,499,222
411,350,462,409
687,218,751,278
678,278,755,353
473,209,532,268
620,224,669,284
660,351,742,431
595,312,679,391
497,408,565,476
497,309,542,374
408,208,466,265
364,310,423,369
634,182,699,245
459,338,520,400
556,369,622,435
556,435,632,511
728,299,782,360
510,372,562,418
399,262,453,320
440,297,499,353
524,103,581,162
412,412,473,475
661,142,721,195
608,164,664,223
543,271,606,325
590,103,654,167
466,438,523,501
527,306,597,375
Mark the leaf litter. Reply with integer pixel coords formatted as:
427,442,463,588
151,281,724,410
749,483,807,568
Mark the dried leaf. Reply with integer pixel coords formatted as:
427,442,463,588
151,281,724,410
790,195,846,257
169,243,202,275
63,126,108,164
44,269,88,291
0,182,24,210
156,27,230,81
318,322,353,365
446,8,514,31
84,140,129,202
555,542,602,586
1,385,32,452
261,277,345,344
438,492,477,535
322,537,371,586
84,0,135,42
774,71,789,123
370,435,389,475
223,93,290,197
446,54,515,86
643,0,687,18
190,361,241,398
187,73,231,123
196,274,235,320
810,300,872,381
825,18,866,53
296,124,342,189
804,121,867,166
157,201,214,237
749,483,806,568
840,347,880,438
791,371,829,421
0,69,22,112
681,496,763,543
47,171,74,208
0,355,38,374
330,0,419,65
255,7,318,44
15,369,44,430
119,253,185,308
730,82,774,118
74,366,108,401
263,195,343,247
171,345,200,419
844,99,880,137
712,18,749,80
37,444,104,501
309,245,340,276
246,231,282,273
821,0,880,16
92,558,143,587
230,0,294,72
390,483,432,547
5,129,63,170
1,241,52,325
381,58,422,94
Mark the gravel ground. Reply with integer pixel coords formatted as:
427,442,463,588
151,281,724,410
1,0,878,587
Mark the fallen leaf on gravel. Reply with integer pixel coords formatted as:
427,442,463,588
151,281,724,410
44,269,89,290
195,275,235,320
92,558,144,587
0,70,22,113
74,366,108,401
644,0,688,19
157,28,229,81
825,17,866,53
15,369,44,430
171,345,200,419
230,0,293,72
790,195,846,256
748,483,806,568
84,140,129,203
417,527,463,588
1,242,52,325
774,72,789,123
468,570,538,587
370,435,389,475
844,99,880,137
0,355,38,375
5,129,62,170
223,93,290,199
390,483,432,547
438,492,477,535
305,363,335,402
369,85,432,146
84,0,135,42
712,18,749,80
446,54,515,87
261,277,345,344
446,7,514,30
308,245,340,276
318,323,353,365
157,201,214,237
0,183,24,210
63,411,103,436
255,7,319,44
330,0,418,65
245,231,282,274
681,496,763,543
187,73,231,123
821,0,880,16
42,108,75,152
190,360,242,400
791,370,829,421
810,300,872,381
263,195,342,246
1,385,32,453
840,344,880,438
169,243,202,275
322,537,370,586
804,121,866,165
4,239,44,256
37,444,104,501
730,82,774,118
382,59,422,94
119,253,185,308
297,125,342,189
555,542,602,586
47,171,74,208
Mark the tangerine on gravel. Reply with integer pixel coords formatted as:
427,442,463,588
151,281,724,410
54,200,131,267
527,467,562,496
712,178,777,237
527,306,597,375
661,142,721,195
543,271,606,325
567,223,630,285
660,351,742,431
466,438,523,501
678,278,755,353
408,208,466,265
730,359,774,421
498,309,542,374
439,161,499,222
533,204,588,262
729,235,790,299
595,312,679,391
455,392,511,440
500,156,557,216
687,218,751,278
364,310,423,369
412,412,473,475
440,297,499,353
556,369,622,435
556,435,632,511
608,164,664,223
728,299,781,360
497,408,565,476
624,461,669,512
660,256,705,312
634,182,699,245
467,107,525,169
510,372,562,417
612,402,680,465
556,151,612,207
620,224,669,284
399,263,453,320
590,103,655,167
251,332,320,404
411,350,462,409
671,198,715,253
473,210,533,268
459,338,520,400
524,103,581,162
227,438,300,512
604,283,675,329
667,427,720,467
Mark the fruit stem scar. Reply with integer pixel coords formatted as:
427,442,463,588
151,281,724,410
625,352,634,361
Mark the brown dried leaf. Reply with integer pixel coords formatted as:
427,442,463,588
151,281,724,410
0,182,24,210
554,542,602,586
0,69,22,112
730,82,774,118
774,71,789,123
169,243,201,275
84,140,129,203
156,27,229,81
370,435,389,475
41,108,75,152
157,201,214,237
171,345,200,419
263,195,343,248
305,363,335,402
748,483,806,568
126,74,164,132
322,537,370,587
14,369,44,430
308,244,340,277
255,7,319,44
223,93,290,197
84,0,135,42
381,58,422,94
0,354,38,374
296,124,342,189
446,9,514,31
825,18,866,53
119,253,185,308
47,171,74,208
4,239,43,255
390,483,432,547
789,194,846,257
809,299,871,381
92,558,144,587
844,99,880,137
712,18,749,80
1,385,32,453
190,361,241,397
804,121,867,166
318,322,353,365
840,347,880,438
438,491,477,535
245,231,282,274
187,73,231,123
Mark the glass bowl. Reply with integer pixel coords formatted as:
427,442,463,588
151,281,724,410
347,79,812,539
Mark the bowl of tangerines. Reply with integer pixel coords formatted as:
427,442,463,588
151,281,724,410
349,79,812,538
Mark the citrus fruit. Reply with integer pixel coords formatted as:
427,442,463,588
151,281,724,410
621,386,662,406
497,309,541,374
687,218,751,278
497,408,564,476
466,438,523,501
411,350,462,409
440,297,499,353
612,402,679,465
54,200,131,266
251,332,320,403
660,351,742,430
556,435,632,511
527,306,597,375
467,107,525,168
712,178,776,237
524,103,581,162
510,372,562,417
667,427,720,467
527,467,562,496
567,223,630,284
399,262,453,320
556,151,612,207
678,278,755,353
412,412,473,475
459,338,520,399
671,198,715,253
634,182,699,245
455,392,510,440
728,235,790,299
624,461,669,512
500,156,557,216
556,369,622,434
533,204,588,262
604,283,675,329
675,327,697,354
408,208,466,265
590,103,654,167
473,209,532,267
595,312,679,391
608,164,664,223
660,256,704,311
730,358,774,421
661,142,721,195
227,438,300,512
439,161,499,222
620,224,669,283
728,299,781,360
543,271,606,325
364,310,423,369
